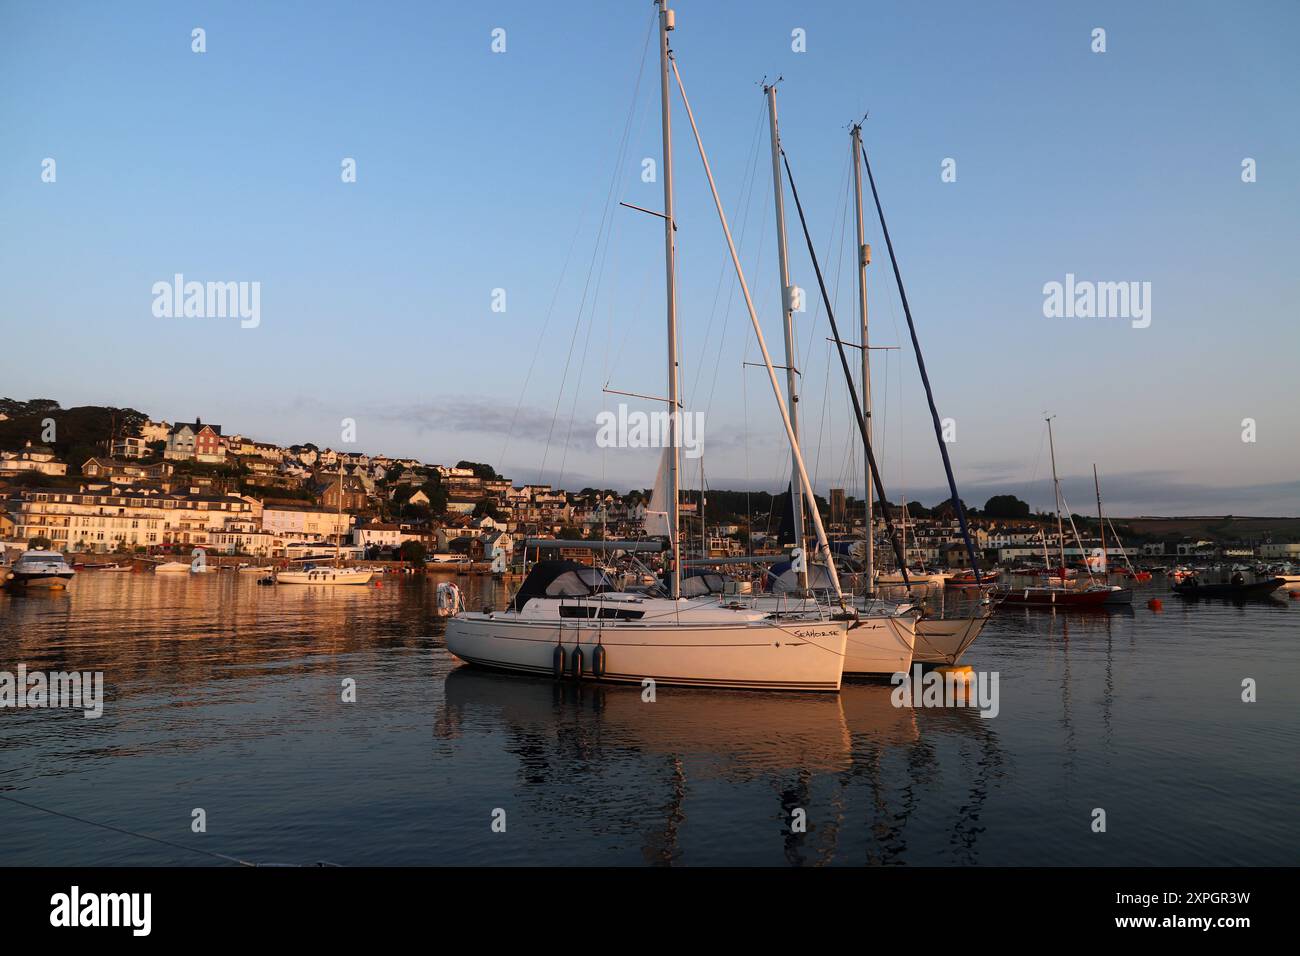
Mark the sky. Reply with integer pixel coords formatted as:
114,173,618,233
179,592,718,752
2,0,1297,515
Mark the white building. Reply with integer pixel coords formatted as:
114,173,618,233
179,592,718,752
0,441,68,477
262,505,353,543
4,486,260,552
353,522,403,550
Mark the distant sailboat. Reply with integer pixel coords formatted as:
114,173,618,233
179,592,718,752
995,419,1131,607
277,458,373,586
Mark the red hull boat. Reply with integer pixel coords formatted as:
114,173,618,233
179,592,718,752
946,569,998,589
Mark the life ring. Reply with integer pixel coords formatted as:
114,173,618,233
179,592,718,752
435,581,462,616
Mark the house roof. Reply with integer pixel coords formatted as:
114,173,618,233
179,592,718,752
171,421,222,436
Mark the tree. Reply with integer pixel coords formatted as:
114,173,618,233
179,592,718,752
457,460,500,481
472,498,502,520
983,495,1031,519
29,535,52,549
399,540,427,565
421,477,447,514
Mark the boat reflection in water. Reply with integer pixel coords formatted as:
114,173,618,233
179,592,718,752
437,666,1001,865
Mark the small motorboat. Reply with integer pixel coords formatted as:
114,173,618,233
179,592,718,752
945,569,998,589
4,550,76,589
154,561,192,573
1173,574,1285,599
876,567,951,587
1267,567,1300,591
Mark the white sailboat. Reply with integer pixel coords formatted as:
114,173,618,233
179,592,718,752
669,82,918,677
446,2,854,692
721,101,984,669
277,459,373,586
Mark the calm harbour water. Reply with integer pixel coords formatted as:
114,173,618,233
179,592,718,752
1,571,1296,866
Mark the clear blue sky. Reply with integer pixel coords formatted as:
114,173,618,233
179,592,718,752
2,1,1297,514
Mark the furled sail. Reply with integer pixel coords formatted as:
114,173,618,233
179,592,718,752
644,446,676,548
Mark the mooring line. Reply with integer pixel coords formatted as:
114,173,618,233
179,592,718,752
0,791,259,867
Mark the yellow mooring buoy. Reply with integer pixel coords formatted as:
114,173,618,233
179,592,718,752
931,664,975,682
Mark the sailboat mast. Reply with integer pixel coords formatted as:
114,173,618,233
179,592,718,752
669,53,846,603
657,0,682,599
1046,416,1066,571
764,82,807,590
336,456,343,568
1093,463,1107,572
851,121,873,591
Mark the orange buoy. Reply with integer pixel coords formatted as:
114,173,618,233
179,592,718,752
1289,590,1299,599
374,581,383,588
1147,598,1163,611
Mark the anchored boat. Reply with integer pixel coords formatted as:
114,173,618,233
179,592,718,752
4,550,76,589
445,561,851,692
1173,569,1285,599
447,3,867,692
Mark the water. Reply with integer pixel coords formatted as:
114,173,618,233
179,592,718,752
1,572,1296,866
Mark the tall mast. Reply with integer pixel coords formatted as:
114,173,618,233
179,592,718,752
1093,463,1107,572
851,121,873,592
336,455,344,567
764,81,806,591
657,0,682,599
670,52,846,602
1046,416,1066,572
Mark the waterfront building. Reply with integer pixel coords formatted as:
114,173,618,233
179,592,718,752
1261,542,1300,560
3,486,260,552
261,505,353,545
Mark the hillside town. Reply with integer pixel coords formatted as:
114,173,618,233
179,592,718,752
2,402,1298,568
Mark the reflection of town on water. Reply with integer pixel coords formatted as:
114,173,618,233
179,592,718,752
3,571,440,693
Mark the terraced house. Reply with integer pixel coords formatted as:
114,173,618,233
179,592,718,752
4,486,262,553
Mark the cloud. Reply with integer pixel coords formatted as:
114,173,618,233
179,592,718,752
896,470,1300,517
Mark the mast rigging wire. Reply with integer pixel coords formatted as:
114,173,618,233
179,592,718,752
859,141,982,582
780,148,911,587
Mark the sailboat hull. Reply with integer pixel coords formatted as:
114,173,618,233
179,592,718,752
843,615,916,676
994,587,1113,607
705,592,915,676
445,614,849,692
277,568,374,585
907,615,990,666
